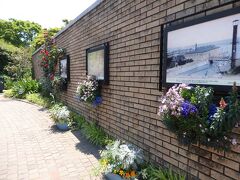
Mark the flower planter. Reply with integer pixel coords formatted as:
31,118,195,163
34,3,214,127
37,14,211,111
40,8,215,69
56,123,69,131
105,173,124,180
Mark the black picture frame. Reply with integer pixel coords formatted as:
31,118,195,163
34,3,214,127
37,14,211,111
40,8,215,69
86,43,109,84
162,7,240,92
59,55,70,82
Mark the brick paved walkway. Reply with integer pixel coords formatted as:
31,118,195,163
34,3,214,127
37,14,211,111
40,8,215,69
0,94,103,180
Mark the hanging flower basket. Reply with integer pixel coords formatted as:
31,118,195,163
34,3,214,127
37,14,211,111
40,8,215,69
158,83,240,150
75,75,102,107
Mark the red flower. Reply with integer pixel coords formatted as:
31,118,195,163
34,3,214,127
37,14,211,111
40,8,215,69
50,74,54,80
45,50,49,56
44,64,48,68
219,98,227,109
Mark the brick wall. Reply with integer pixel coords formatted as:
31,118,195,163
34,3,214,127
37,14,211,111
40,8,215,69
32,51,44,80
33,0,240,179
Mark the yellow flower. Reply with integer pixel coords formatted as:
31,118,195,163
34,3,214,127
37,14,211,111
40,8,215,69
119,170,124,176
130,170,136,177
113,169,118,174
101,159,108,166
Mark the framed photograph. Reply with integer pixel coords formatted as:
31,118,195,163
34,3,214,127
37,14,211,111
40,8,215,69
162,8,240,91
59,55,70,81
86,43,109,84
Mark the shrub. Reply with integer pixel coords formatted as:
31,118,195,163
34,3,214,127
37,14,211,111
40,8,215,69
3,75,14,89
26,93,51,108
39,77,53,97
3,89,14,98
11,78,40,98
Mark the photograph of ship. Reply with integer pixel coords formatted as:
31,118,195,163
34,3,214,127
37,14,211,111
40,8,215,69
166,12,240,87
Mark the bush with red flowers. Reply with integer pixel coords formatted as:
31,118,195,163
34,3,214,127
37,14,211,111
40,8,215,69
40,31,65,79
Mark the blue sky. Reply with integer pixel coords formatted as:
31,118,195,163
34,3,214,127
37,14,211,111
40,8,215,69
168,14,240,49
0,0,97,28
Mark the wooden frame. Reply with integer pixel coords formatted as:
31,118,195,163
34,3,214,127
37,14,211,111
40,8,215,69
162,8,240,92
59,55,70,82
86,43,109,84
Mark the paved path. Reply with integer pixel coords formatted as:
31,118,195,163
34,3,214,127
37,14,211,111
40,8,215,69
0,94,103,180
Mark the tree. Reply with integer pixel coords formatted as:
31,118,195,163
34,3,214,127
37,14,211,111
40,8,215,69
31,27,61,50
0,19,42,47
0,39,32,79
0,39,18,75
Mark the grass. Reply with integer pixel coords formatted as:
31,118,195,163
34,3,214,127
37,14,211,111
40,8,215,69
26,93,52,108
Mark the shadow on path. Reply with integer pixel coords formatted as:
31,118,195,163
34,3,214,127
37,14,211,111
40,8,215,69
72,131,101,159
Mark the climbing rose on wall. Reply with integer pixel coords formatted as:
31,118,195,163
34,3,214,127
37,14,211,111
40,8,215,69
40,30,65,79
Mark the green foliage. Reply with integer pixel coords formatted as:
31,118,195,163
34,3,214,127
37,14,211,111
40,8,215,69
71,113,113,146
31,28,60,50
4,47,32,79
11,78,40,98
142,165,185,180
0,19,41,47
3,89,14,98
2,75,14,89
0,39,18,75
82,122,112,146
26,93,51,108
71,112,86,129
52,75,67,94
38,77,53,97
0,39,32,79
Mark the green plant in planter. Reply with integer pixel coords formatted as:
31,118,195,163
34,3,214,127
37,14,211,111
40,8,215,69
158,83,240,150
50,104,70,124
98,140,144,179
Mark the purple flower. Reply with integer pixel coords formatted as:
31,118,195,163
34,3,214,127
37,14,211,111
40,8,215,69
181,101,197,117
92,96,103,107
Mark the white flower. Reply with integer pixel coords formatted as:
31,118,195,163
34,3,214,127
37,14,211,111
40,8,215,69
231,139,237,145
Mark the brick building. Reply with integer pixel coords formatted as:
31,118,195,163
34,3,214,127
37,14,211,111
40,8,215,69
32,0,240,179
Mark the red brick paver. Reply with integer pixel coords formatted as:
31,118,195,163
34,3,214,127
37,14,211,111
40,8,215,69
0,95,103,180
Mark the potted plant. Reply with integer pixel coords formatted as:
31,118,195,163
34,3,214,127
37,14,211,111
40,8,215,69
98,140,144,180
50,104,70,131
